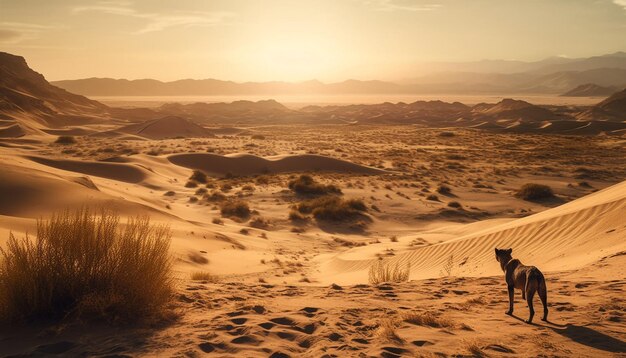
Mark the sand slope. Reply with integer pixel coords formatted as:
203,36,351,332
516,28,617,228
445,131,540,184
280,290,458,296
25,156,149,183
318,180,626,284
117,116,215,139
168,153,386,176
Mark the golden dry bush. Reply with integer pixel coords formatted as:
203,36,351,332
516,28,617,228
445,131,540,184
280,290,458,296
368,260,410,284
190,271,220,282
0,208,173,323
402,311,454,328
376,318,404,343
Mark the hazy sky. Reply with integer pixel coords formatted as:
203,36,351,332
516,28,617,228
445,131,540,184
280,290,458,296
1,0,625,82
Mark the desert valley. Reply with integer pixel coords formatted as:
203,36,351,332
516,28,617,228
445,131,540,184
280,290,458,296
1,1,626,357
0,50,625,357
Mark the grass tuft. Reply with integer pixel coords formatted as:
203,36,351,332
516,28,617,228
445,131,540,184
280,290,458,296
368,260,410,284
402,311,454,328
288,175,342,196
220,200,251,219
296,196,367,221
190,271,219,282
54,135,77,144
515,183,554,201
0,208,173,323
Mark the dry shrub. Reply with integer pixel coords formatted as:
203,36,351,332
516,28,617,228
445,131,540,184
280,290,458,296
376,318,404,343
55,135,76,144
189,170,208,184
402,311,454,328
288,210,309,222
368,260,410,284
288,175,342,196
190,271,219,282
220,200,251,219
464,340,487,357
0,209,173,323
249,217,270,230
205,191,227,202
515,183,554,201
296,196,367,221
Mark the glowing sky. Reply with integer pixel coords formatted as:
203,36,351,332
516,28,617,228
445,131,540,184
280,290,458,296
1,0,625,81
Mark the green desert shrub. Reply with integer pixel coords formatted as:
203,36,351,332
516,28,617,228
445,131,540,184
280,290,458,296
515,183,554,201
0,209,173,323
288,175,342,196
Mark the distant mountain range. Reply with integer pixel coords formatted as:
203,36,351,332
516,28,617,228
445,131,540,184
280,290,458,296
1,51,625,138
560,83,620,97
50,52,626,96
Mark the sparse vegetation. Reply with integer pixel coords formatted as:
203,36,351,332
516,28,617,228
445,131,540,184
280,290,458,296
376,319,404,343
288,174,342,196
0,209,172,322
437,184,452,195
515,183,555,201
190,271,219,282
295,196,367,221
464,340,487,357
368,260,410,284
189,170,208,184
220,200,251,219
402,311,454,328
55,135,77,144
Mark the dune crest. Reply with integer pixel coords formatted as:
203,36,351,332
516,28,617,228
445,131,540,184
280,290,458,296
318,179,626,285
25,156,149,183
168,153,385,176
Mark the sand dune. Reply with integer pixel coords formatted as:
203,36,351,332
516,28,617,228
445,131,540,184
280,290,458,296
25,156,149,183
318,179,626,284
168,153,385,176
0,162,151,219
117,116,215,139
0,124,25,138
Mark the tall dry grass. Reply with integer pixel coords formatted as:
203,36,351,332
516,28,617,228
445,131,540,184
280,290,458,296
368,260,410,284
0,208,173,323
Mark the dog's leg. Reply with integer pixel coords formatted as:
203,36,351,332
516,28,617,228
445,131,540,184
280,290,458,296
525,287,535,323
506,285,514,315
539,279,548,321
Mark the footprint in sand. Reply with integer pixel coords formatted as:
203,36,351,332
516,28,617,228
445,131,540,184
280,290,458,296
230,335,261,345
381,346,409,358
231,317,248,325
197,342,227,353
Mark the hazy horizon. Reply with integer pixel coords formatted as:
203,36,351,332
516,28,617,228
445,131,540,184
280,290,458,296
2,0,626,82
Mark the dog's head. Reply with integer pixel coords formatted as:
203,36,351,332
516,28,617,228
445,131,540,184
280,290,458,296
495,248,512,264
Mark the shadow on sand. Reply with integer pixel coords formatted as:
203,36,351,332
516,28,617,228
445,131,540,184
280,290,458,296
509,314,626,353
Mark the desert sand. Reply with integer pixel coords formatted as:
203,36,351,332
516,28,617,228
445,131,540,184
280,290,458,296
1,52,625,357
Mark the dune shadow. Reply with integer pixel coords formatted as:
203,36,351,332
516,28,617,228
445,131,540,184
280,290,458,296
547,324,626,353
507,315,625,353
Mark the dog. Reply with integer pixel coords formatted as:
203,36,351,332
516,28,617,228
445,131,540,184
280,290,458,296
495,248,548,323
